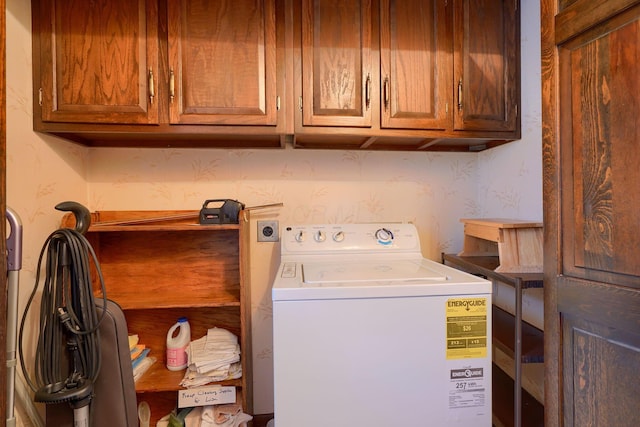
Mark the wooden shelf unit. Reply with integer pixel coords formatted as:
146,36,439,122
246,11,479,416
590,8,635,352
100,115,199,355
62,210,252,426
442,253,544,427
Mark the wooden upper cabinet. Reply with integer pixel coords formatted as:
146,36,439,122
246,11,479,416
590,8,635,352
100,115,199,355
167,0,279,126
380,0,452,130
300,0,373,127
35,0,159,125
453,0,519,132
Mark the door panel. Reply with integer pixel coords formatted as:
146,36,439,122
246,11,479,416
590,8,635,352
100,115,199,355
563,312,640,426
301,0,372,127
454,0,518,131
168,0,278,125
543,0,640,425
379,0,451,130
38,0,158,124
559,9,640,286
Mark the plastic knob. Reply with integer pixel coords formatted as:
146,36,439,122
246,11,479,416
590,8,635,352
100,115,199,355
375,228,394,243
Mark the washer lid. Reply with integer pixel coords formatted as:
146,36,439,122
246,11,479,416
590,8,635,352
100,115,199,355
302,259,447,284
272,257,491,300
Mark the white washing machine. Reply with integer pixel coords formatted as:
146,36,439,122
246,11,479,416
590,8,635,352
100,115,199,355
272,223,492,427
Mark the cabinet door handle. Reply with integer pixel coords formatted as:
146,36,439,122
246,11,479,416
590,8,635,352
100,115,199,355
383,76,389,110
148,68,155,105
365,74,371,109
169,69,175,103
457,78,463,111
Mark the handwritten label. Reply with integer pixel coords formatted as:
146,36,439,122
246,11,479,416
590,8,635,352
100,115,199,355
178,385,236,408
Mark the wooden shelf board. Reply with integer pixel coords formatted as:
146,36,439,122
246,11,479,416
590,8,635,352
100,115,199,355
89,223,241,232
460,218,543,229
492,363,544,427
493,305,544,363
95,290,241,310
493,346,544,404
442,254,544,288
136,384,245,426
135,362,243,393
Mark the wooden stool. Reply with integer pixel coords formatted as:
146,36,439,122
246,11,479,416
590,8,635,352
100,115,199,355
458,218,543,273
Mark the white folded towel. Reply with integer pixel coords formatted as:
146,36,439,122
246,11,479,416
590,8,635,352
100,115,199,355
201,404,252,427
181,327,242,388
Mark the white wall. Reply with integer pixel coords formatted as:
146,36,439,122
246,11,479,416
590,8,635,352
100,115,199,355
477,0,544,331
6,0,542,418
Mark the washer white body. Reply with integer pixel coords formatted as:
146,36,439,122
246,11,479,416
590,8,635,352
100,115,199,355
272,223,492,427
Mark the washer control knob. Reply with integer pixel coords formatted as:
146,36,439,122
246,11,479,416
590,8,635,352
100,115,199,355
314,230,326,242
333,231,345,242
295,230,306,242
375,228,394,244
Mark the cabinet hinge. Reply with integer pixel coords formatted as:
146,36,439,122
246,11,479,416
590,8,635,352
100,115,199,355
276,96,281,111
515,104,518,118
298,96,303,111
445,102,449,115
38,88,43,106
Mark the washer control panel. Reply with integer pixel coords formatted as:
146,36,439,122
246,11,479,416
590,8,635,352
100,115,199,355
281,223,420,255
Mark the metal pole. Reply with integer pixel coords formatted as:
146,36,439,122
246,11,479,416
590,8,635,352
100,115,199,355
5,207,23,427
514,277,523,427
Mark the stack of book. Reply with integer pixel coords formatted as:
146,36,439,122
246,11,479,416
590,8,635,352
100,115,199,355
129,334,156,382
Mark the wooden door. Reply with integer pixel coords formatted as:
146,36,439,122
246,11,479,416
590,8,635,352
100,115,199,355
379,0,451,130
300,0,373,127
542,0,640,425
168,0,279,126
453,0,518,132
34,0,159,125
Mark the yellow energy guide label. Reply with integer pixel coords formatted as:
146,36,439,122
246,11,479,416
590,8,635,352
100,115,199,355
446,297,488,360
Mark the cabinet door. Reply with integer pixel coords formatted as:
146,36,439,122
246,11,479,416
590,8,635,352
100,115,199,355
543,1,640,425
453,0,518,132
300,0,373,127
168,0,279,126
35,0,158,125
380,0,451,130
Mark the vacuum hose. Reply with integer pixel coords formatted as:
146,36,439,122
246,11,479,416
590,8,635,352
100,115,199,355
19,202,107,426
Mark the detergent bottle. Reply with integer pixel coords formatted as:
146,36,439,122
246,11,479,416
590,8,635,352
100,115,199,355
166,317,191,371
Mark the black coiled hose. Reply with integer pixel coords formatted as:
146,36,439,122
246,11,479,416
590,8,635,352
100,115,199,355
19,226,107,408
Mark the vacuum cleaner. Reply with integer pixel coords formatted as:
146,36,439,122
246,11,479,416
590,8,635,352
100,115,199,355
18,202,107,427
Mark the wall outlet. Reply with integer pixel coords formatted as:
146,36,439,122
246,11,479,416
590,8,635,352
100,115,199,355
257,220,279,242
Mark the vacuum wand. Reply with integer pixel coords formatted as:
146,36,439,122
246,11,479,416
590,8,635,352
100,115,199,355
6,207,23,427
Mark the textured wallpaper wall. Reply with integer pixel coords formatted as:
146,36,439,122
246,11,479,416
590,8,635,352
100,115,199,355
6,0,542,418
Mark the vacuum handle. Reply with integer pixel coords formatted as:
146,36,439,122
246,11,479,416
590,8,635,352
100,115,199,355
5,207,23,271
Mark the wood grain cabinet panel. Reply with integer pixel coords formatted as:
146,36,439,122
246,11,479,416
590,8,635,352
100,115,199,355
31,0,285,148
34,0,159,125
300,0,373,127
380,0,451,130
31,0,520,149
293,0,520,150
168,0,279,125
453,0,519,132
542,0,640,425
